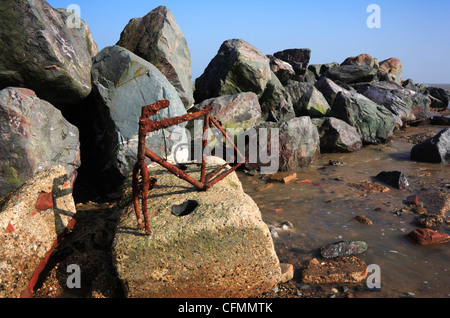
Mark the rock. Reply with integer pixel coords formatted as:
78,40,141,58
116,6,194,108
273,48,311,79
285,82,332,117
416,85,449,109
320,65,378,84
332,90,396,144
341,54,377,68
268,172,297,184
377,58,403,84
420,191,450,216
410,128,450,164
315,77,350,106
405,195,419,205
0,87,80,197
430,116,450,126
408,228,450,245
0,166,77,298
245,117,320,172
267,55,295,84
90,45,188,181
280,263,294,283
194,39,294,122
256,183,274,192
402,79,418,91
320,240,368,258
375,171,409,189
355,215,373,225
353,81,431,124
190,92,262,132
416,214,443,229
113,159,282,298
0,0,96,105
308,63,339,79
312,117,362,153
301,256,368,284
347,182,390,193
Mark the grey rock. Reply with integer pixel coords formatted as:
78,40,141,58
91,45,188,179
117,6,194,108
320,65,378,84
378,58,403,84
0,0,96,105
267,55,295,84
332,90,396,144
315,77,350,105
285,82,332,117
320,240,368,258
313,117,362,153
410,128,450,164
273,48,311,79
0,87,80,197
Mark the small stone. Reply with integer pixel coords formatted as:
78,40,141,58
256,183,274,191
269,227,279,238
331,287,339,293
269,172,297,184
279,263,294,283
355,215,373,225
281,221,294,230
320,240,368,258
408,228,450,245
296,180,312,184
405,195,419,205
412,207,427,214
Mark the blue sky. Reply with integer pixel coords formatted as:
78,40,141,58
47,0,450,84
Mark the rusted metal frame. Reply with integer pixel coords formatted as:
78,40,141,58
132,100,247,235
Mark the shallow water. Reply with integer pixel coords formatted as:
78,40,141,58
238,125,450,298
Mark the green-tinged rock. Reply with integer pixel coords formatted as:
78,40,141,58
0,0,96,105
320,240,368,258
285,82,332,117
332,90,396,144
90,45,188,179
113,159,281,298
0,87,80,197
117,6,194,108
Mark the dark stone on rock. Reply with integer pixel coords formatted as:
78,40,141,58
401,79,418,92
117,6,194,108
416,85,449,109
285,82,332,117
410,128,450,164
320,65,377,84
430,116,450,126
0,87,80,197
312,117,362,153
320,240,368,258
0,0,96,105
90,45,188,180
308,63,339,79
332,90,396,144
267,55,295,84
375,171,409,189
273,49,311,79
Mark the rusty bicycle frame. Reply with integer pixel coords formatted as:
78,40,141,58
132,100,246,235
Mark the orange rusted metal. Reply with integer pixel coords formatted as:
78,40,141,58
132,100,245,235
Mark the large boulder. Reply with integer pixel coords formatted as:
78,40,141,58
194,39,294,122
273,48,311,80
410,128,450,164
315,77,351,105
0,0,96,105
113,159,282,298
285,82,332,117
0,87,80,197
312,117,362,153
267,55,295,84
245,117,320,172
308,63,339,80
416,84,449,109
332,90,396,144
190,92,262,131
341,54,377,68
90,45,188,181
353,81,431,124
0,166,77,298
320,65,378,84
377,57,403,84
117,6,194,108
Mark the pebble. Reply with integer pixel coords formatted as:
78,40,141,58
412,207,427,214
331,288,339,293
269,227,278,238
